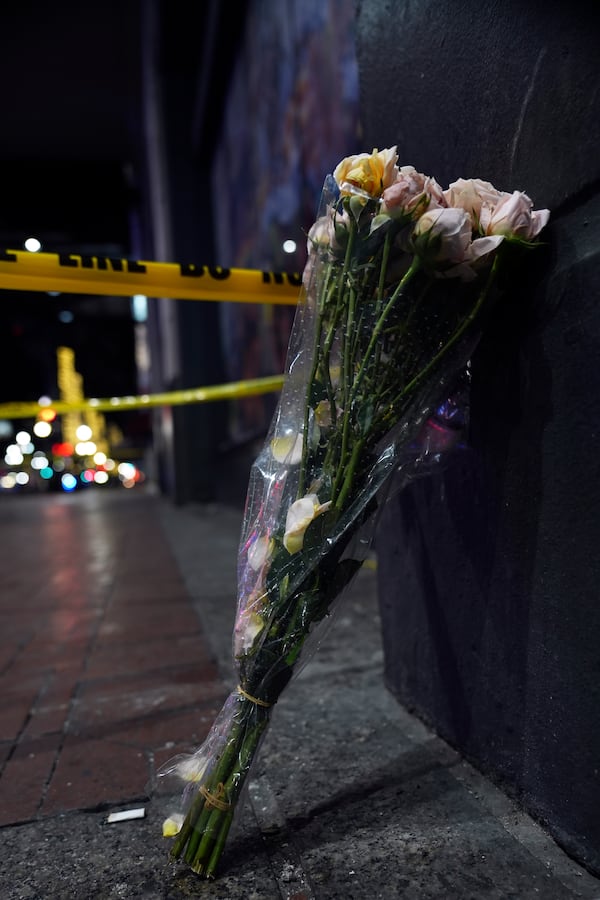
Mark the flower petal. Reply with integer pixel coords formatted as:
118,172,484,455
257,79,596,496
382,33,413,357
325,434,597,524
248,535,273,571
334,147,399,198
271,433,303,464
176,756,209,783
283,494,331,554
162,813,184,838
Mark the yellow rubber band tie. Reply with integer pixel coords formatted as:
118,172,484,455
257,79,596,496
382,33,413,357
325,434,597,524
237,685,272,708
199,782,231,812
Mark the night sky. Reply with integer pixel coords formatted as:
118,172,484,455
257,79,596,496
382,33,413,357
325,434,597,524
0,161,139,409
0,3,144,417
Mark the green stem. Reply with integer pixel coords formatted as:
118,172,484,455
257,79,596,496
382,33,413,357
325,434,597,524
337,216,357,350
381,255,501,427
365,277,435,419
169,789,205,861
184,713,268,876
335,437,366,510
182,760,238,866
298,220,357,499
348,266,371,377
376,230,393,312
331,256,421,502
350,256,421,408
321,285,345,428
205,809,234,879
189,804,223,871
171,711,245,861
297,266,332,497
337,283,357,484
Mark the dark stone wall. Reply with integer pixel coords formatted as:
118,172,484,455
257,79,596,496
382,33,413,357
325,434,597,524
356,0,600,874
356,0,600,209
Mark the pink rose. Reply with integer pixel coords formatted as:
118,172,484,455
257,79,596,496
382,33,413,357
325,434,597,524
382,165,446,218
443,178,505,223
480,191,550,240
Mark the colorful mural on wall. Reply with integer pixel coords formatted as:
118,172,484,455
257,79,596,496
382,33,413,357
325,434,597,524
212,0,361,442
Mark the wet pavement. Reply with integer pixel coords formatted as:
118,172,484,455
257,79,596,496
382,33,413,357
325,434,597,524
0,491,226,831
1,490,599,899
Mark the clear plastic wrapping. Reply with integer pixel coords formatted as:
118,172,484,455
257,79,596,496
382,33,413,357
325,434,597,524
155,148,549,878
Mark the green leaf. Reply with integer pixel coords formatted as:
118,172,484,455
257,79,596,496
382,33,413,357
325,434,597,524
333,218,350,244
285,639,306,667
349,194,366,222
369,213,391,234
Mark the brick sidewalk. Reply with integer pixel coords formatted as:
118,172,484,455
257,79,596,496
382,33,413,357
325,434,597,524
0,490,228,827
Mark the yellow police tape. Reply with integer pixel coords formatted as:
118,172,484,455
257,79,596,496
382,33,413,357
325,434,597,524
0,375,286,420
0,249,301,305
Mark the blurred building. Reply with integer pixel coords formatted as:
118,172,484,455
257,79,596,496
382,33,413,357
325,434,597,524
0,3,147,480
0,0,360,503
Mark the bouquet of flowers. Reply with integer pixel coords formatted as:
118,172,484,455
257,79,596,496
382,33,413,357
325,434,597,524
157,147,549,878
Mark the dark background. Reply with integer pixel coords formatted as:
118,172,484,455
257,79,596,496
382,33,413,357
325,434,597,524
0,4,142,403
0,0,249,468
0,0,244,391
